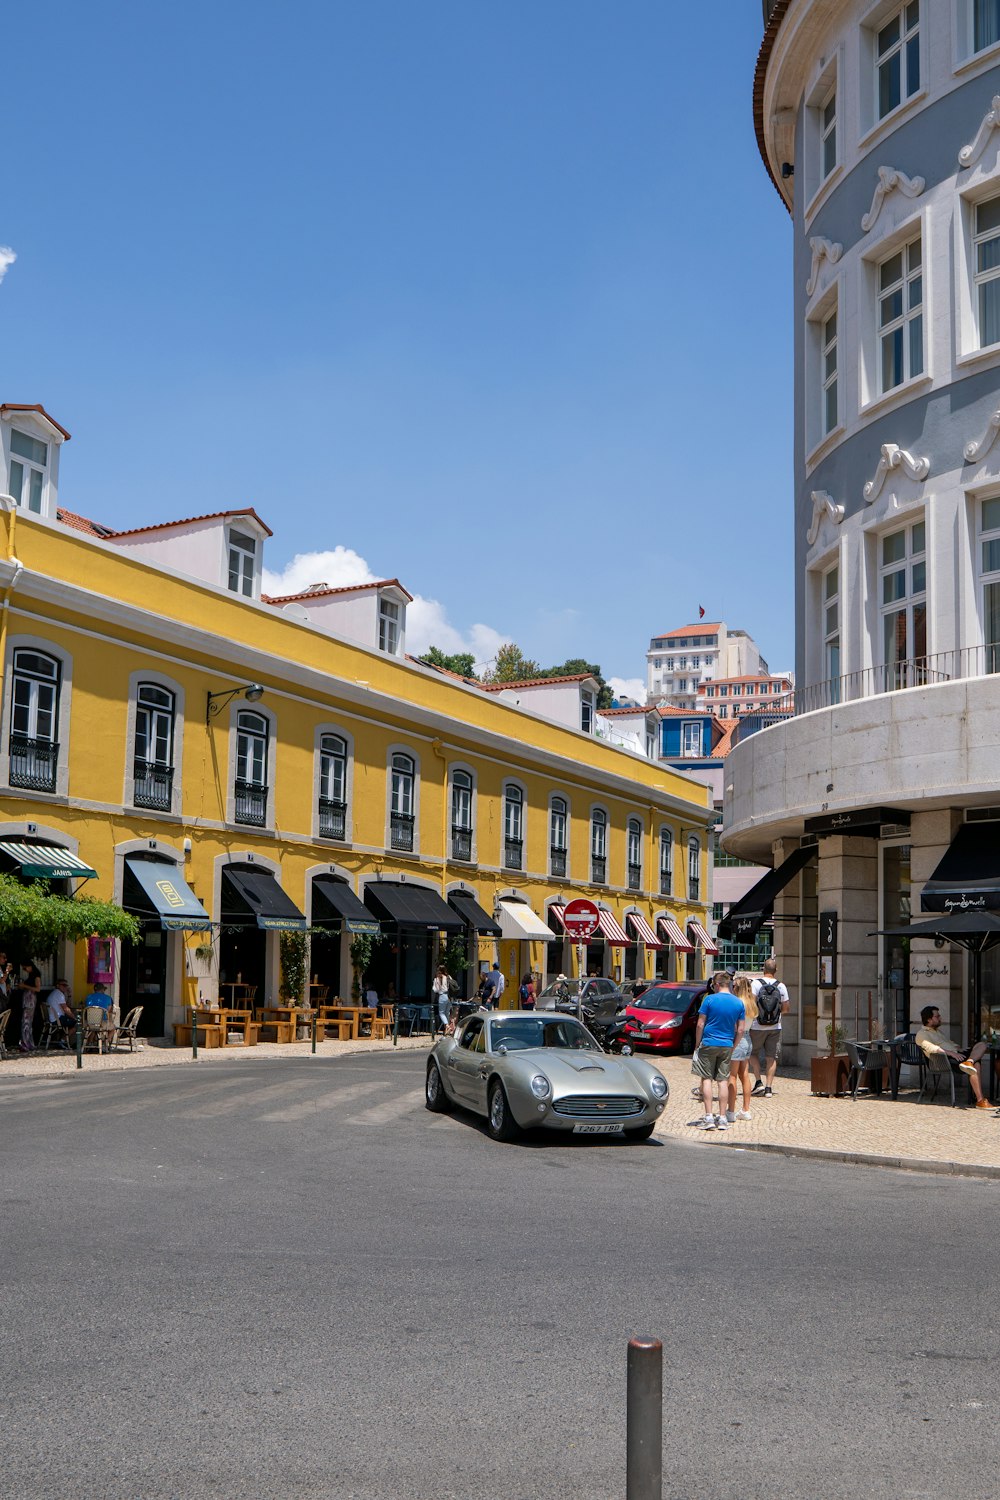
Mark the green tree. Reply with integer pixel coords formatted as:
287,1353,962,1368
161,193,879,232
482,642,540,683
422,646,478,679
537,657,613,708
279,931,308,1004
0,874,140,957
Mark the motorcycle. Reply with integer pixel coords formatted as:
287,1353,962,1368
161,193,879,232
583,1004,635,1055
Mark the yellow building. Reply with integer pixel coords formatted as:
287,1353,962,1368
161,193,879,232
0,403,713,1037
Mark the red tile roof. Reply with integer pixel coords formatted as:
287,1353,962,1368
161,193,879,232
479,673,598,692
598,705,654,717
263,578,412,605
56,507,114,538
1,403,71,441
651,623,722,639
112,506,273,539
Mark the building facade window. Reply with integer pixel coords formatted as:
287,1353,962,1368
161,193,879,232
591,809,607,885
659,829,673,895
550,796,568,878
227,529,256,598
451,769,473,861
820,81,837,180
379,597,401,655
974,0,1000,53
626,818,642,891
880,520,926,689
234,710,268,826
980,497,1000,672
687,836,701,902
389,752,415,851
319,733,348,840
681,721,701,757
503,783,523,870
822,307,838,435
878,238,923,392
10,648,60,792
133,683,175,811
581,691,595,734
823,563,840,690
974,197,1000,349
8,429,47,514
876,2,919,121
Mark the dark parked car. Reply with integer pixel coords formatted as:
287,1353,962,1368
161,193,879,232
537,977,625,1025
624,981,709,1055
620,979,650,1004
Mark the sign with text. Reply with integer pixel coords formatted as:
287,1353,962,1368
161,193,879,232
562,898,600,941
818,909,838,989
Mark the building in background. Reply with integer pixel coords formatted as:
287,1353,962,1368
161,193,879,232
723,0,1000,1062
646,622,774,709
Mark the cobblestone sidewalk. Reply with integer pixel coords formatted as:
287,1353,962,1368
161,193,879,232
651,1054,1000,1176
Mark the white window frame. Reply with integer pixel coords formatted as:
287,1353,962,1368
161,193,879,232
549,794,569,878
626,818,642,888
877,236,924,394
123,669,185,817
314,723,354,844
7,428,48,514
225,700,276,829
860,213,929,412
590,807,608,881
503,782,524,869
687,836,701,902
580,690,595,734
378,595,403,656
0,634,73,798
659,828,673,895
878,518,927,689
227,528,257,599
384,744,420,855
681,721,701,758
956,0,1000,66
859,0,925,143
450,766,476,862
803,53,842,218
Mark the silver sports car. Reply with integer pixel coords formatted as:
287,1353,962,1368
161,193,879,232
425,1009,669,1142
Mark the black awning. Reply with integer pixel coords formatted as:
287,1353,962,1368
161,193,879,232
124,858,211,931
221,866,307,931
363,882,464,932
804,806,909,838
447,890,501,936
921,823,1000,914
717,845,816,942
312,877,381,935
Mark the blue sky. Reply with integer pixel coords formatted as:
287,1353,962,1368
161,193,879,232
2,1,792,695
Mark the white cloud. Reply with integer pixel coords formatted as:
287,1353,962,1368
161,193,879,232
0,247,16,285
262,546,510,671
608,676,646,704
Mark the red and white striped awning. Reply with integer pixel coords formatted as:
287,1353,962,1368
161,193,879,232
548,904,569,931
626,911,663,949
657,916,695,952
689,920,719,955
597,908,630,945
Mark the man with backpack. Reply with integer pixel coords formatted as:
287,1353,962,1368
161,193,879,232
749,958,789,1098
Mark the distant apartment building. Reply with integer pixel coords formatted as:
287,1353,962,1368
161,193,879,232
646,622,771,709
701,672,793,718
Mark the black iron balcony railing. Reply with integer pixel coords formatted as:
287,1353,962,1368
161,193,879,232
550,846,567,879
504,837,523,870
451,826,472,861
390,811,414,852
9,735,58,793
319,797,347,839
627,862,642,891
133,760,173,811
234,778,268,827
591,855,606,885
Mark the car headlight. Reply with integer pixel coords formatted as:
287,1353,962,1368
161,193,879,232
649,1074,668,1098
530,1074,551,1099
659,1016,684,1029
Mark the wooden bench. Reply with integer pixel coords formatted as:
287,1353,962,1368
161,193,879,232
174,1022,224,1049
370,1017,393,1040
223,1019,261,1046
317,1018,353,1041
256,1020,295,1044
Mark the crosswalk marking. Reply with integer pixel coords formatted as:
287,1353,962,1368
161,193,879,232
256,1080,394,1122
352,1090,423,1127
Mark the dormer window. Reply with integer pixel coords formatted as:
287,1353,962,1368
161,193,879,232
379,596,401,655
581,690,595,734
228,529,257,598
9,429,47,513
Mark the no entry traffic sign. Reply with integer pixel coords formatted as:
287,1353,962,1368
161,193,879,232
562,898,600,941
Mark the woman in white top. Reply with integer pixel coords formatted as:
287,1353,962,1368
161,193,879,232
431,966,452,1035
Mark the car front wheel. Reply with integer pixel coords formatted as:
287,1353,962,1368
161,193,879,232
487,1079,521,1142
425,1061,451,1113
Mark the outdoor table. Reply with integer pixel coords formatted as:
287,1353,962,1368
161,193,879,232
856,1038,898,1098
219,983,257,1005
318,1005,375,1039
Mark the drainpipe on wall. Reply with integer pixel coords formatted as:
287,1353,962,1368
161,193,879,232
0,500,23,691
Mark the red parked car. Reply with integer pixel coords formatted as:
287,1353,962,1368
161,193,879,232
624,981,709,1055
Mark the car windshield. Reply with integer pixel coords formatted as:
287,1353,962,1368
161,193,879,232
633,986,702,1013
489,1017,600,1052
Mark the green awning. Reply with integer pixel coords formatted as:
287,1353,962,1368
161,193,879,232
124,858,212,932
0,841,97,880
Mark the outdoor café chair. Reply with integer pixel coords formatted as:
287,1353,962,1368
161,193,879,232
894,1033,927,1094
917,1048,965,1106
112,1006,144,1052
844,1040,890,1101
37,1007,64,1053
82,1005,112,1054
0,1007,10,1060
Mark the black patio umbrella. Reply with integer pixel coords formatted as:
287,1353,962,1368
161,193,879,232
873,911,1000,1042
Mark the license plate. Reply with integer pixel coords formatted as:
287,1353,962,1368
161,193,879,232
630,1030,650,1040
573,1122,625,1134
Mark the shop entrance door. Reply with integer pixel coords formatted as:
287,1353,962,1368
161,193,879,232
219,925,266,997
120,924,167,1036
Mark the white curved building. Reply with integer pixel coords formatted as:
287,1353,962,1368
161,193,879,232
724,0,1000,1057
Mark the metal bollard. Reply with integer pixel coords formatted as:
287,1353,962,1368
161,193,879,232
76,1007,83,1071
626,1337,662,1500
311,1014,317,1054
392,1006,400,1047
192,1014,198,1061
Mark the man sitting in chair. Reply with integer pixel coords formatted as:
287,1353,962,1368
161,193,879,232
46,979,76,1047
915,1005,991,1109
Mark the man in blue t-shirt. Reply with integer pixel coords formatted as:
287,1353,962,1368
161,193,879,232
691,972,745,1132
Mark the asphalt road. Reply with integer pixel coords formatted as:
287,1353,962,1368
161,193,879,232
3,1051,999,1500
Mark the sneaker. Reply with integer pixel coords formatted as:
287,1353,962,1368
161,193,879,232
763,1086,773,1097
691,1116,716,1130
975,1098,992,1109
715,1117,729,1131
751,1079,766,1096
959,1060,978,1076
725,1110,736,1124
735,1109,753,1121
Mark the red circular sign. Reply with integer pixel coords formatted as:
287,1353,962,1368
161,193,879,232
562,898,600,940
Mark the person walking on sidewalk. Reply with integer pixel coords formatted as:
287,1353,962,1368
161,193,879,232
725,972,758,1123
750,959,789,1099
915,1005,992,1109
432,966,452,1035
690,971,745,1132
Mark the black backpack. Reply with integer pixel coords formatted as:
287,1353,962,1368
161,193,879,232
756,979,783,1026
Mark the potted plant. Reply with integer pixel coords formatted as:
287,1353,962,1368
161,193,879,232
810,1010,851,1096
